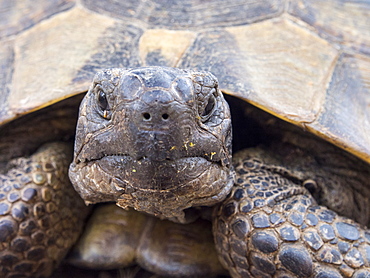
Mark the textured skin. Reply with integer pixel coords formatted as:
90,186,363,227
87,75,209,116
70,67,370,277
0,143,89,278
69,67,233,223
214,147,370,277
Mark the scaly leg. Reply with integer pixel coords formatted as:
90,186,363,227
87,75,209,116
214,147,370,278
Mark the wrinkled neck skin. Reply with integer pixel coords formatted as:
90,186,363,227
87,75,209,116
69,67,233,223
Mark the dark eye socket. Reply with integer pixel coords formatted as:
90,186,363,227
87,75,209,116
201,94,216,119
98,89,108,111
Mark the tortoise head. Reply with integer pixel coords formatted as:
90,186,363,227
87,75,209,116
69,67,233,222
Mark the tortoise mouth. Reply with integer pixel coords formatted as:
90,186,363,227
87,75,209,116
69,152,233,220
85,154,219,191
78,152,222,163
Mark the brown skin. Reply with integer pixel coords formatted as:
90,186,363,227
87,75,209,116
215,142,370,277
0,143,89,278
71,67,370,277
69,67,233,223
0,95,90,278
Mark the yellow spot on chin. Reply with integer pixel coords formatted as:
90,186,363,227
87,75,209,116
184,141,195,151
170,146,177,151
132,169,136,173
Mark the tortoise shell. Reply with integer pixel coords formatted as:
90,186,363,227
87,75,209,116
1,0,369,162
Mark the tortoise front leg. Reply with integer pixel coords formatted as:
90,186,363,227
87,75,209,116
0,143,90,278
214,147,370,278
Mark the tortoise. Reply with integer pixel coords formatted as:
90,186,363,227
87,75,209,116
0,0,370,277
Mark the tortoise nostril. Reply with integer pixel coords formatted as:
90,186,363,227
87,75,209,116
142,112,169,121
143,113,151,120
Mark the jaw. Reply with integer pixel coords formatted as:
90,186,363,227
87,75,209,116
69,155,234,223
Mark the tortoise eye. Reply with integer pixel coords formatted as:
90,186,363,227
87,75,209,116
98,90,108,111
202,94,216,118
96,89,110,119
